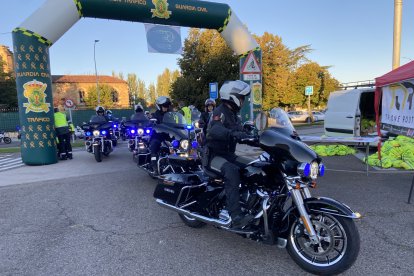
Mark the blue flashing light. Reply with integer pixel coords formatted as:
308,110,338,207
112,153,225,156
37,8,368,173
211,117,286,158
145,128,152,134
172,140,180,148
130,129,136,134
191,141,198,149
113,124,117,128
86,131,92,136
319,164,325,176
303,163,311,177
186,125,193,130
101,130,107,135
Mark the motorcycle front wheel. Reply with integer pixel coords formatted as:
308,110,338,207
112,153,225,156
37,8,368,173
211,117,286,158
3,137,12,144
94,145,102,162
286,213,360,275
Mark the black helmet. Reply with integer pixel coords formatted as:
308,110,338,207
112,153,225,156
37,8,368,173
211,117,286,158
205,98,216,107
156,96,171,110
95,106,105,115
219,80,251,110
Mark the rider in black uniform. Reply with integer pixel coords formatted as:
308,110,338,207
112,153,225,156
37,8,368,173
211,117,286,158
149,96,172,176
205,80,253,228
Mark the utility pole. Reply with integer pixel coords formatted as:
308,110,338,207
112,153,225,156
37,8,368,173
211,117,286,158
393,0,403,69
94,39,100,104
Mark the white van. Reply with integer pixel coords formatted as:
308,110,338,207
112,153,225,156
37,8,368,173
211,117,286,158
324,88,377,137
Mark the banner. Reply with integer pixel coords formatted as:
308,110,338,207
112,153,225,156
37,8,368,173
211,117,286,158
381,79,414,136
144,24,182,54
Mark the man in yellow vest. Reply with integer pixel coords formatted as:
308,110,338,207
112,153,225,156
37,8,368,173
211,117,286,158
54,107,73,160
178,101,192,124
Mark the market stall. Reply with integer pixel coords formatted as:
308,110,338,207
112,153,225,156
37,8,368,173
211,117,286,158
375,60,414,203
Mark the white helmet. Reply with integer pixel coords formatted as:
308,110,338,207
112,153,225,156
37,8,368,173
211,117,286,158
134,104,143,113
219,80,251,109
156,96,171,110
95,106,105,115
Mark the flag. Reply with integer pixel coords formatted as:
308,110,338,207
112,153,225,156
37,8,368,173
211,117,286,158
144,24,182,54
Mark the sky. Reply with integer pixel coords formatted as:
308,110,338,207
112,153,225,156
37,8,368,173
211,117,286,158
1,0,413,86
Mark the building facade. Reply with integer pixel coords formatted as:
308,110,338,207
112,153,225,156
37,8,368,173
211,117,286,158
0,45,14,76
52,75,129,109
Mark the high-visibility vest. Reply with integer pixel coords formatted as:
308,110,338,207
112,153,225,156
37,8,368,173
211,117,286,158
181,106,192,123
54,112,68,128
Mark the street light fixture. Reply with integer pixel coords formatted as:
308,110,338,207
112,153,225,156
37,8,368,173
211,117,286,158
94,39,100,104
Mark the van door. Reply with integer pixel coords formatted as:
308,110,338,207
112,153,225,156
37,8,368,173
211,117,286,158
324,90,361,137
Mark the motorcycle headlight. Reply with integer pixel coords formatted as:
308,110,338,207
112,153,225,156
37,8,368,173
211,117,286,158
310,161,319,179
130,129,136,134
93,130,100,137
172,140,180,148
180,139,189,150
297,161,319,179
194,121,200,129
137,128,144,135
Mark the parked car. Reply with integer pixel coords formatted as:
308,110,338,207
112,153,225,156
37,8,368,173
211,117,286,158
312,111,325,121
287,111,312,123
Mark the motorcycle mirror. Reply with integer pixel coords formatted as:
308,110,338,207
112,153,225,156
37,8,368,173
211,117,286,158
150,118,157,124
255,112,268,131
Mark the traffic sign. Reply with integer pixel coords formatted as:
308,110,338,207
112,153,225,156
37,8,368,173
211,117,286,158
305,86,314,96
209,82,218,99
65,98,74,108
243,74,261,81
241,52,261,74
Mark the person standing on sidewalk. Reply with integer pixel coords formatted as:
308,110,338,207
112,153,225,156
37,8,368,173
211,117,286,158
54,107,73,160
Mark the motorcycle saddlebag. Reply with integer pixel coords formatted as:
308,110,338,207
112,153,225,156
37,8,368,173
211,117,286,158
153,173,204,206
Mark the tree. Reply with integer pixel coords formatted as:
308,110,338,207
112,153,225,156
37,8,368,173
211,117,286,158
147,83,156,106
85,84,119,108
292,62,340,109
156,68,180,98
0,58,17,108
170,28,239,109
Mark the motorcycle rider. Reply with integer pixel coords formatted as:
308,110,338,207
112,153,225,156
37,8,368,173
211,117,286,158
199,98,216,134
205,80,253,228
130,103,148,121
90,106,108,123
149,96,172,176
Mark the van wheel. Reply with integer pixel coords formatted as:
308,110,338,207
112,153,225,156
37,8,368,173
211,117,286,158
306,117,311,123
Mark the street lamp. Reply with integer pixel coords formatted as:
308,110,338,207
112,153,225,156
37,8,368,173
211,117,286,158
94,39,100,105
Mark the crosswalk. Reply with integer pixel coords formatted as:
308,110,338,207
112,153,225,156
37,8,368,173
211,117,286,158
0,154,24,172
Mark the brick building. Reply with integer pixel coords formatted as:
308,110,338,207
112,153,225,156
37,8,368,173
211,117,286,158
52,75,129,109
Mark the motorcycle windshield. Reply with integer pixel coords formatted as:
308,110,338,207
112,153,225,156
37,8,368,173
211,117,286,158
162,112,189,127
267,108,295,133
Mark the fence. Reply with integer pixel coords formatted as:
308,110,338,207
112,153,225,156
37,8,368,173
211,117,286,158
0,107,137,131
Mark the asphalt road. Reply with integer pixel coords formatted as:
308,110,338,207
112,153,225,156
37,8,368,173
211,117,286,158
0,131,413,275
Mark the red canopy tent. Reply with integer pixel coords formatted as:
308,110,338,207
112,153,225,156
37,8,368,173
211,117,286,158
374,61,414,158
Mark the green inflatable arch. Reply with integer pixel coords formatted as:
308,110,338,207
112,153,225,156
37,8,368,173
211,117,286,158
12,0,261,165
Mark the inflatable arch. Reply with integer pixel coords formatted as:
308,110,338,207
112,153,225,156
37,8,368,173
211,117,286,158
12,0,261,165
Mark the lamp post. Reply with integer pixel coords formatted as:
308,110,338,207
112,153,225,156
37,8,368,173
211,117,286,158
94,39,100,104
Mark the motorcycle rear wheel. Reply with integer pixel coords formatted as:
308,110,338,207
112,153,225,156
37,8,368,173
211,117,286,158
179,214,206,228
94,145,102,162
286,213,360,275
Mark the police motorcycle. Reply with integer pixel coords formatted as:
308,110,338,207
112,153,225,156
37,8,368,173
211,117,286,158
82,121,115,162
153,108,360,275
123,119,152,164
140,112,200,178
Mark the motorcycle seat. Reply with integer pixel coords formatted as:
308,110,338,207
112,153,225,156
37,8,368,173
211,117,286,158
202,166,223,181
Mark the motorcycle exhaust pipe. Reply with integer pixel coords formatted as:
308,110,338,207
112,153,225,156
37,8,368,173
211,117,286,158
156,199,232,228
